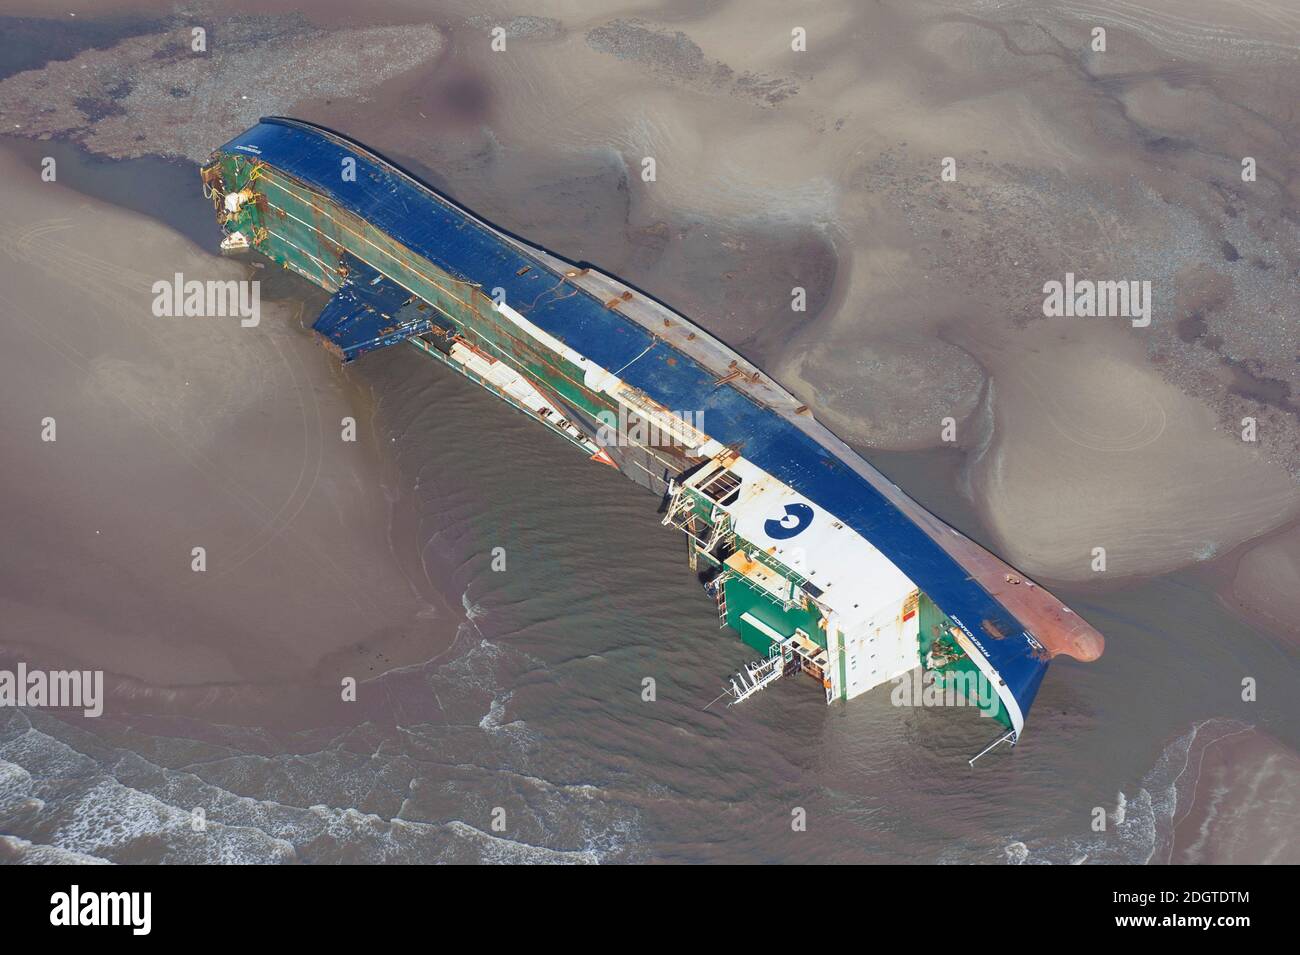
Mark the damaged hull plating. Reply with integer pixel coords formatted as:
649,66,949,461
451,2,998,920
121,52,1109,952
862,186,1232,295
203,117,1104,749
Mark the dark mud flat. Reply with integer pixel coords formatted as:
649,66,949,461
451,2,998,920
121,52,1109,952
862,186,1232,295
0,12,169,81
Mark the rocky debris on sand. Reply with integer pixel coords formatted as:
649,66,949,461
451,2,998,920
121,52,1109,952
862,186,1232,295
0,14,445,162
587,19,797,105
466,15,564,41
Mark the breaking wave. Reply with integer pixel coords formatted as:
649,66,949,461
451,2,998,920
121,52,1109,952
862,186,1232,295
0,607,642,864
1001,717,1252,864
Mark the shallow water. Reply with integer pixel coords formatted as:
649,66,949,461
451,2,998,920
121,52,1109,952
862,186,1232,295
3,137,220,253
3,315,1297,863
1,68,1298,860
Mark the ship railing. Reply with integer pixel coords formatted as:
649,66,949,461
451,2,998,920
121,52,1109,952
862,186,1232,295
726,561,805,616
725,650,787,707
661,486,693,529
663,488,730,555
968,728,1018,766
700,514,730,553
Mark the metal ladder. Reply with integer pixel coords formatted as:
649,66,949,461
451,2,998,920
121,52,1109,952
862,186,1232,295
725,643,788,706
661,487,693,529
716,583,728,629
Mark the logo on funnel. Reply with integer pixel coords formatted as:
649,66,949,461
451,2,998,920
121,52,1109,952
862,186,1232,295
765,503,813,540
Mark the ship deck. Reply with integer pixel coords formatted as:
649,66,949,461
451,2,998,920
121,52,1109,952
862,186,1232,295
214,116,1106,735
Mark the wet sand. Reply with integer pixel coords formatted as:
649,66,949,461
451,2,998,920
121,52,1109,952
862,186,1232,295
1223,524,1300,640
966,321,1297,580
0,0,1297,863
325,0,1300,590
1169,723,1300,864
0,146,461,724
1,0,1294,594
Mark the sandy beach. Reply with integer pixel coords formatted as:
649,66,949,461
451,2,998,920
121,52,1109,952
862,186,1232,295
0,146,461,723
1169,724,1300,864
1224,524,1300,640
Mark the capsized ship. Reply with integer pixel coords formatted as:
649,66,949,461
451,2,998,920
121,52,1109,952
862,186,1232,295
202,118,1103,755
